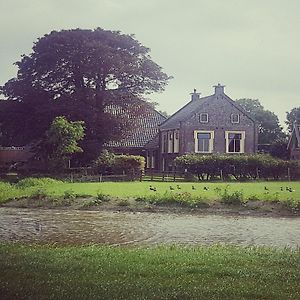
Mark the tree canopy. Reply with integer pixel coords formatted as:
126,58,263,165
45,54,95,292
236,98,286,144
0,28,171,162
37,116,85,170
286,107,300,132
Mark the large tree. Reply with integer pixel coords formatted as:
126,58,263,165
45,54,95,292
286,107,300,132
236,98,286,144
0,28,171,162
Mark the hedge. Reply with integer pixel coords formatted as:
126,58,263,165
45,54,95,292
93,151,145,179
174,154,300,180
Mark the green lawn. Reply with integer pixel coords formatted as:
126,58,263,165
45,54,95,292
1,179,300,207
0,243,299,300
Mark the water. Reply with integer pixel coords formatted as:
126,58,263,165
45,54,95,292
0,207,299,248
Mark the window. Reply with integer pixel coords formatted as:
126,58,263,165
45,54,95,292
199,113,209,123
174,130,179,153
194,131,214,153
231,114,240,124
168,131,173,153
162,133,168,153
226,131,245,153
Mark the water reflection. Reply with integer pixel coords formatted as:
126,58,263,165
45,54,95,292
0,207,299,248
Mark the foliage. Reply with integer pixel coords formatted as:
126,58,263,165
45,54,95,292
37,116,85,170
93,151,145,178
236,98,286,144
175,154,300,180
0,28,171,163
16,177,62,188
218,186,244,205
286,106,300,132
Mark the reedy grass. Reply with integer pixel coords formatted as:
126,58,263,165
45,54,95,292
0,243,299,300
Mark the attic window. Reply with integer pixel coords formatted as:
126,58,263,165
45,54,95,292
199,113,208,123
231,114,240,124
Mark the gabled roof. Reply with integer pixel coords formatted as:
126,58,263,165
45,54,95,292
159,95,212,129
287,124,300,149
160,92,255,130
106,106,166,148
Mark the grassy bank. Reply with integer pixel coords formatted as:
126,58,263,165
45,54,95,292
1,178,300,211
0,243,299,300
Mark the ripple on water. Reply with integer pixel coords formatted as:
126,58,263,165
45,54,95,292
0,207,299,248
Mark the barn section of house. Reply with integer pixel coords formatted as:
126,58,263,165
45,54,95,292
154,84,258,171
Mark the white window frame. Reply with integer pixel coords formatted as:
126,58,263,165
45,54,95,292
225,131,245,153
174,130,179,153
194,130,214,153
199,113,209,123
231,114,240,124
168,131,173,153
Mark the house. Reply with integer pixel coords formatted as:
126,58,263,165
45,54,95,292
150,84,258,171
287,123,300,160
0,84,258,171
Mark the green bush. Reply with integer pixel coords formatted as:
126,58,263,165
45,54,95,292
63,190,76,199
175,154,300,181
219,186,244,205
30,189,48,200
93,151,145,179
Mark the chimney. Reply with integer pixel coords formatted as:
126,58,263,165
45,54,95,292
214,83,225,95
190,88,201,101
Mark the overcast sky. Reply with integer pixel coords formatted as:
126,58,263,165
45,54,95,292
1,0,300,128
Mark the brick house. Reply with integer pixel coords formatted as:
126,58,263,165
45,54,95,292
287,123,300,160
152,84,258,171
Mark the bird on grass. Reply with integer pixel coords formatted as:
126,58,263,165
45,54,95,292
170,186,175,191
204,186,209,191
177,185,181,190
149,185,157,192
280,187,283,191
264,186,269,191
192,185,196,190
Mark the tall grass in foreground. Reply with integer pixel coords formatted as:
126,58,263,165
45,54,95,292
0,243,299,300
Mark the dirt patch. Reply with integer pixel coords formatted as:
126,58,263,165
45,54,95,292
2,196,299,218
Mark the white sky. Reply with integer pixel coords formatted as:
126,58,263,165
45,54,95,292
1,0,300,128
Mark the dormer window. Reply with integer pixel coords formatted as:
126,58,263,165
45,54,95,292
231,114,240,124
199,113,209,123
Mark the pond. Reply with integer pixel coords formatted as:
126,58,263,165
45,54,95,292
0,207,299,248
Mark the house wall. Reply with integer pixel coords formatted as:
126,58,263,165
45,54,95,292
158,94,257,171
182,95,257,154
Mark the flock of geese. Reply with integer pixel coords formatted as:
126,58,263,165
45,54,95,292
149,185,296,192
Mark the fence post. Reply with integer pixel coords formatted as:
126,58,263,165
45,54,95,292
220,169,223,181
162,172,165,182
151,168,154,181
99,174,102,182
288,167,291,181
256,167,259,180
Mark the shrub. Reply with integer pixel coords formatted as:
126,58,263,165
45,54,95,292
96,191,110,202
63,189,76,199
219,186,244,205
30,189,48,200
16,177,62,188
93,151,145,179
175,154,299,181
